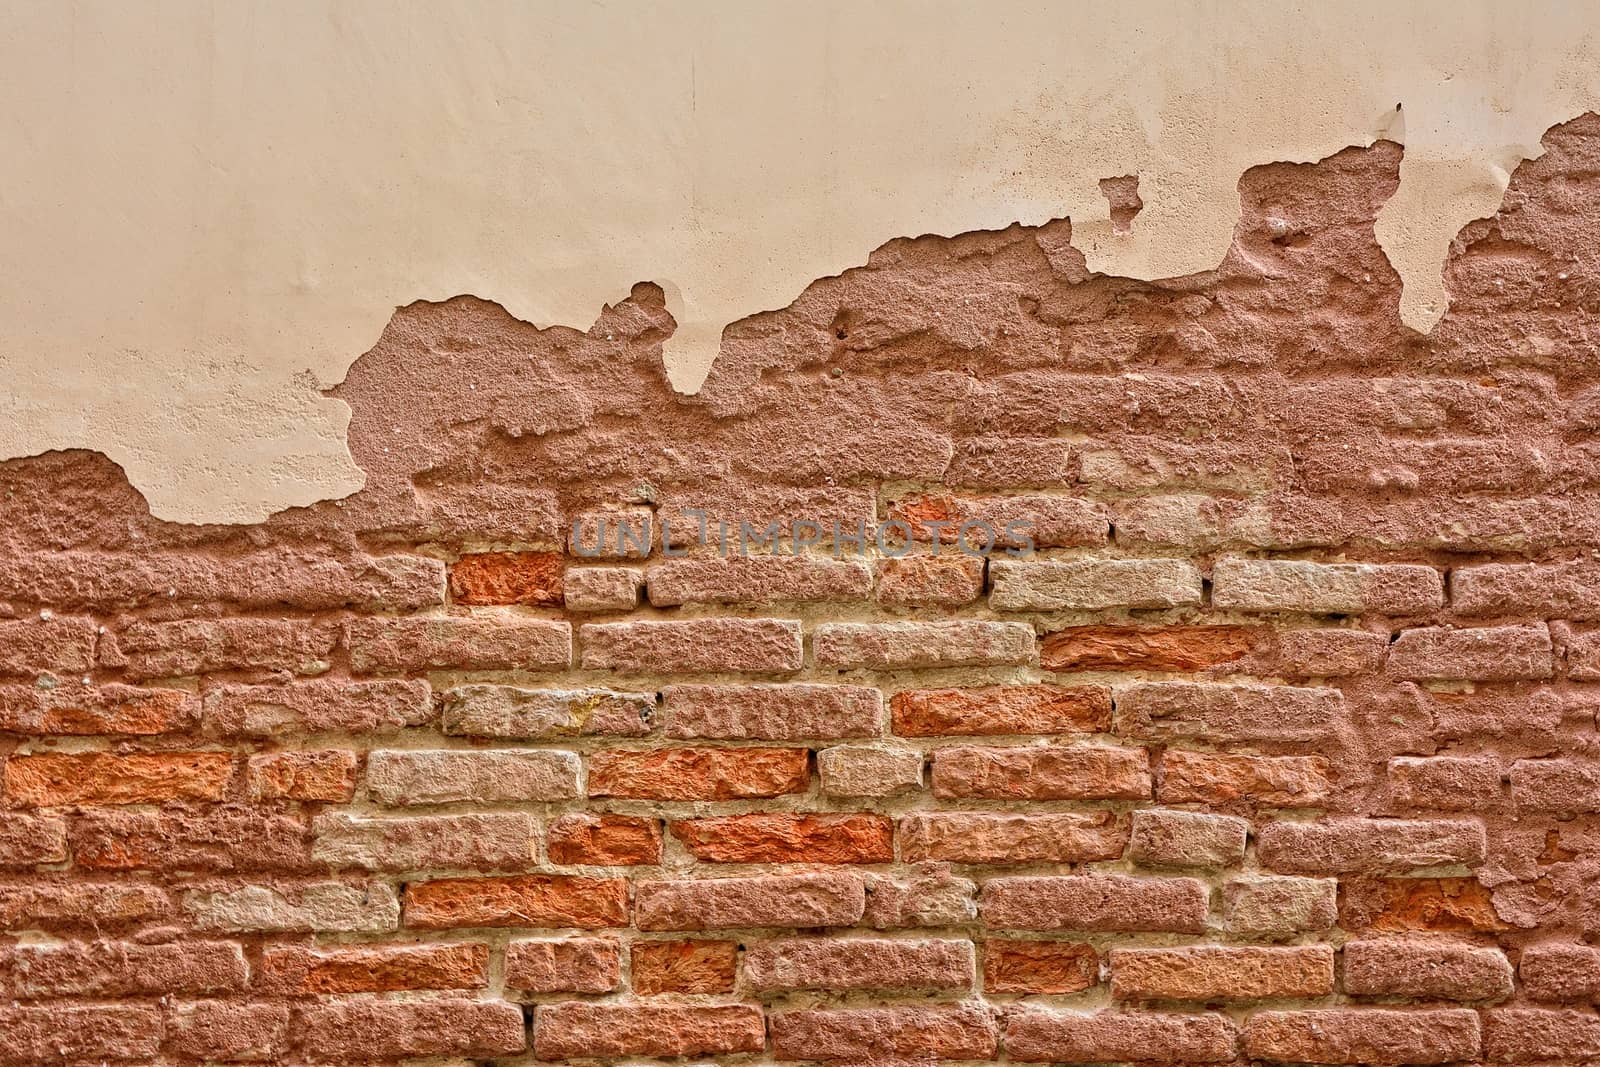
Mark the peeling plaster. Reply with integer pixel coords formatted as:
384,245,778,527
3,0,1599,522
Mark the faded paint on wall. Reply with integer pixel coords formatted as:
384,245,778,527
2,0,1598,522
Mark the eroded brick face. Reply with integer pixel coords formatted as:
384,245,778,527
6,122,1600,1061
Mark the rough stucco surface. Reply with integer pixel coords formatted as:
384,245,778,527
6,0,1600,520
5,120,1600,1062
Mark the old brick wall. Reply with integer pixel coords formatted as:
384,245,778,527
3,120,1600,1064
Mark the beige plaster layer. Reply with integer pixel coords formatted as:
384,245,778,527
3,0,1599,522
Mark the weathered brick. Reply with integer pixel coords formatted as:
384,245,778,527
0,813,67,867
1453,561,1600,617
0,1004,164,1065
1343,939,1512,1001
1257,818,1486,873
1388,624,1553,681
888,492,1109,548
1111,944,1333,1001
0,617,97,675
1269,627,1389,675
631,938,737,994
0,681,196,735
892,684,1109,736
348,615,571,672
990,558,1202,610
983,940,1098,994
3,940,247,996
404,874,628,928
1482,1008,1600,1061
1112,491,1271,550
581,617,802,672
504,937,620,993
1159,750,1331,807
312,812,537,871
167,999,290,1062
1004,1009,1237,1063
1339,877,1505,933
3,751,232,806
298,997,526,1059
647,554,871,605
1388,755,1504,810
261,941,488,994
546,812,662,865
562,565,641,611
202,679,432,737
1244,1008,1481,1063
901,811,1127,864
770,1004,998,1061
664,683,882,739
635,871,864,930
819,743,924,796
442,683,653,738
1212,557,1443,614
366,749,581,804
1042,624,1260,671
73,808,309,871
671,813,893,864
656,484,876,547
745,937,974,992
814,620,1034,669
119,618,338,679
1115,681,1343,741
1129,809,1248,867
1511,758,1600,812
418,482,564,543
0,878,170,930
982,875,1208,932
930,744,1149,800
535,1003,765,1058
183,879,399,933
246,750,357,801
588,746,807,799
875,554,985,606
1223,876,1337,939
569,507,656,558
449,550,563,605
1521,943,1600,1001
863,865,977,928
946,436,1074,486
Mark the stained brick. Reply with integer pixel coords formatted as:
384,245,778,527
990,558,1202,610
931,744,1149,800
183,879,399,933
120,618,338,679
73,809,309,871
202,679,433,737
1339,877,1505,933
246,750,358,801
3,751,232,806
983,940,1098,994
441,683,653,738
546,812,662,865
1257,818,1486,874
312,812,537,871
770,1004,999,1061
745,937,974,992
0,617,97,675
1129,809,1248,867
888,493,1109,548
875,554,985,606
261,941,488,994
3,940,247,996
365,749,582,804
504,937,621,994
562,565,641,611
298,997,525,1059
818,743,924,796
1223,876,1337,940
0,681,196,735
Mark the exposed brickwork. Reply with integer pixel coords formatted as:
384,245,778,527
5,122,1600,1061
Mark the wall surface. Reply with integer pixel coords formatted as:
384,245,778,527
2,115,1600,1061
4,1,1600,520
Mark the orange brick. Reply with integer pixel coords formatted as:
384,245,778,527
404,874,628,928
1041,625,1260,671
449,551,564,605
261,942,487,994
984,940,1099,994
4,752,232,806
546,813,662,865
671,813,893,864
632,939,737,994
588,747,809,800
891,685,1110,737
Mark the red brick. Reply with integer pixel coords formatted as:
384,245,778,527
665,683,883,738
1114,681,1343,741
0,1004,164,1065
1042,624,1260,671
1388,623,1553,681
1511,758,1600,812
1213,557,1443,614
1483,1008,1600,1062
0,617,96,675
262,941,488,994
770,1004,998,1060
167,999,289,1062
588,746,808,799
863,865,977,928
1521,943,1600,1001
814,620,1034,669
1343,939,1512,1001
945,437,1074,486
3,751,232,806
1453,561,1600,617
1129,809,1247,867
631,939,736,994
875,554,985,606
1110,944,1334,1001
0,878,170,930
1269,627,1389,675
0,813,67,867
449,550,563,604
671,813,893,864
442,683,653,738
647,554,871,605
1339,877,1506,933
984,940,1098,994
635,871,864,930
348,615,571,672
982,876,1208,933
297,996,525,1059
2,940,246,996
1159,750,1331,807
119,618,338,679
888,492,1109,548
534,1003,764,1058
1244,1008,1481,1064
546,812,662,865
1257,818,1486,874
312,812,537,871
892,683,1110,736
581,617,801,673
931,744,1150,800
202,679,433,737
1388,755,1503,810
746,936,973,992
504,937,621,993
900,811,1127,864
72,808,309,871
0,681,196,735
246,750,357,801
1004,1009,1237,1062
404,874,628,928
990,558,1201,611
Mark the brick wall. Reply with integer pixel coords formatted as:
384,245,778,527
3,119,1600,1064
